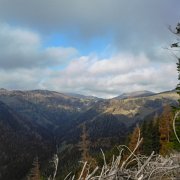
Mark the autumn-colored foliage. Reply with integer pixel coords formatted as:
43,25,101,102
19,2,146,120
27,157,41,180
128,125,141,154
159,105,173,155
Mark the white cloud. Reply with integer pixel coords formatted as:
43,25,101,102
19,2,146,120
0,21,178,98
40,53,177,98
0,48,177,98
89,54,149,75
0,68,50,90
0,23,78,69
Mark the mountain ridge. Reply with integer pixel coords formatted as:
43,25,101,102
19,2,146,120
0,88,176,99
0,100,54,179
114,90,156,99
0,88,178,179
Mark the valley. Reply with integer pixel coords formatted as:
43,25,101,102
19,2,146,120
0,88,178,179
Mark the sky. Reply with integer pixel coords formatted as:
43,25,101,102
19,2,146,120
0,0,180,98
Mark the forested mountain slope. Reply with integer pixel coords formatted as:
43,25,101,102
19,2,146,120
0,101,55,180
0,89,178,179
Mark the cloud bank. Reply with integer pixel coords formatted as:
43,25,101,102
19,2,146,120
0,0,179,97
0,23,176,98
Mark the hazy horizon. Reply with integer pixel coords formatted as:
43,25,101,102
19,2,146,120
0,87,176,99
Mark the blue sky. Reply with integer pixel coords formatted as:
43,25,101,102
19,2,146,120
0,0,179,98
45,33,114,57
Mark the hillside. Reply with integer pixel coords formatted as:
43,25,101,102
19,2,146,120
0,101,55,180
114,90,155,99
0,89,178,179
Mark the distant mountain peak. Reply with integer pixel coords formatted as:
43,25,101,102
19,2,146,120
115,90,155,99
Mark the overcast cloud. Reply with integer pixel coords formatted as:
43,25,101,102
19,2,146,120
0,0,179,98
0,23,78,69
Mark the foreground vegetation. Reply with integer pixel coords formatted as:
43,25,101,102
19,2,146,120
66,131,180,180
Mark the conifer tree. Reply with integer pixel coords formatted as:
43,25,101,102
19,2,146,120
159,106,173,155
168,23,180,109
140,115,160,155
77,123,97,178
176,58,180,107
27,157,41,180
128,125,141,154
168,22,180,150
78,123,90,162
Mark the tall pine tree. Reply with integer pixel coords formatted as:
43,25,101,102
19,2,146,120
159,106,173,155
27,157,41,180
169,22,180,150
168,22,180,109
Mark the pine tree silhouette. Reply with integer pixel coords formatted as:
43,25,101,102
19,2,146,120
27,157,41,180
